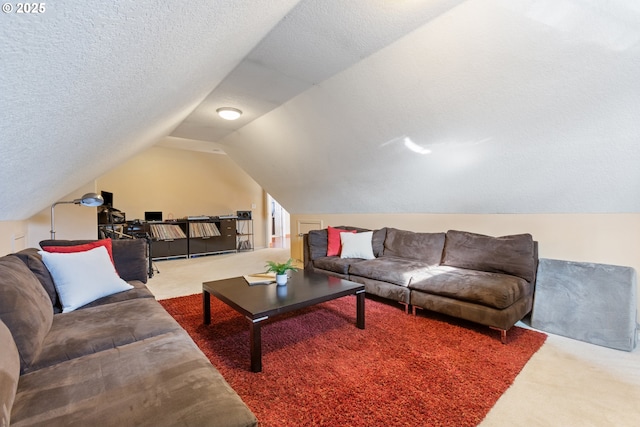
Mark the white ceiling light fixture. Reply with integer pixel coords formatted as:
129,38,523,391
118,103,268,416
216,107,242,120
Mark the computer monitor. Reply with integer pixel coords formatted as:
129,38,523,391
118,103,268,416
144,211,163,222
101,191,113,208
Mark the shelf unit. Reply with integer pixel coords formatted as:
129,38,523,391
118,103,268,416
148,221,188,260
101,215,247,261
188,218,236,257
236,218,254,251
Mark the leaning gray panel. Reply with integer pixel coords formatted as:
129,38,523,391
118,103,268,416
531,258,637,351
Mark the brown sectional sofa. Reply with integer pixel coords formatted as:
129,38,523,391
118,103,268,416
1,239,257,427
304,227,538,343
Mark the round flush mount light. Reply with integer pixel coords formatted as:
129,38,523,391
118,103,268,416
216,107,242,120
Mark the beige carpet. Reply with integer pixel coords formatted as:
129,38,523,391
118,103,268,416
147,248,640,426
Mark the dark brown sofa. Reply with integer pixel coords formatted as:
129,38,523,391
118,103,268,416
1,239,257,427
304,227,538,343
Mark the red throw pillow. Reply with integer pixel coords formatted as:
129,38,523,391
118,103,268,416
42,239,115,266
326,226,356,257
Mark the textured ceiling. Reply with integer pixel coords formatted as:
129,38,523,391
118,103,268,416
0,0,299,220
217,0,640,214
2,0,640,220
170,0,466,142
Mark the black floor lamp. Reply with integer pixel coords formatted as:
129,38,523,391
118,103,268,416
50,192,104,239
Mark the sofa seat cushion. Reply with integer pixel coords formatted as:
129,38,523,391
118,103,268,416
0,256,53,373
348,256,433,287
77,280,154,310
26,298,184,372
11,331,257,427
442,230,536,282
408,266,531,309
313,256,362,275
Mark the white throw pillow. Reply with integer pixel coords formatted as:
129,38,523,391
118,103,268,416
39,246,133,313
340,231,375,259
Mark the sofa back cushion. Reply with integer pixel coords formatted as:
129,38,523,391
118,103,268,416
0,255,53,372
0,318,20,427
307,227,386,260
40,239,148,283
307,229,331,260
12,248,61,312
111,239,148,283
441,230,536,282
382,228,446,265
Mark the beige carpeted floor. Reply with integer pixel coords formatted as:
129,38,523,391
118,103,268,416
146,248,640,426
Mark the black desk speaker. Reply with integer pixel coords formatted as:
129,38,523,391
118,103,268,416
237,211,252,220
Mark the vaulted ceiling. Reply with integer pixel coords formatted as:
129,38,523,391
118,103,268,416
2,0,640,220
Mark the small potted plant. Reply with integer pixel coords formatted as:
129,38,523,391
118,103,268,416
265,258,298,286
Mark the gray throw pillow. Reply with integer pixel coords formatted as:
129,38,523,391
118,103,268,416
0,256,54,372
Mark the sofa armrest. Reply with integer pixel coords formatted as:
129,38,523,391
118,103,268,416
303,234,312,270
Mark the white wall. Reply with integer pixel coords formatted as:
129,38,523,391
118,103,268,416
0,220,27,255
291,213,640,270
1,184,99,255
27,182,101,248
0,146,268,253
96,145,268,249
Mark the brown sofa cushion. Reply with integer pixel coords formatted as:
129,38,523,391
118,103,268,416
12,248,61,312
39,239,148,283
382,228,445,265
11,331,258,427
308,229,330,260
313,257,359,276
0,319,20,427
76,280,154,310
349,256,433,287
111,239,148,283
0,256,54,372
26,298,184,372
441,230,536,282
408,266,531,309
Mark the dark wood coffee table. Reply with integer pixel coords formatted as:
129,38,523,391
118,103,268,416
203,270,365,372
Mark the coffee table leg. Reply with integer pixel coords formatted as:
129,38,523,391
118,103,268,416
356,290,365,329
249,317,267,372
203,291,211,325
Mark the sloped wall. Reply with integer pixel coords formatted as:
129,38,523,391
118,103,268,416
290,212,640,313
97,146,267,249
221,1,640,215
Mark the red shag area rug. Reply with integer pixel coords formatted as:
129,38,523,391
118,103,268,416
160,294,546,427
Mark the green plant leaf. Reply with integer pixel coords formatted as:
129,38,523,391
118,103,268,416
265,258,298,275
